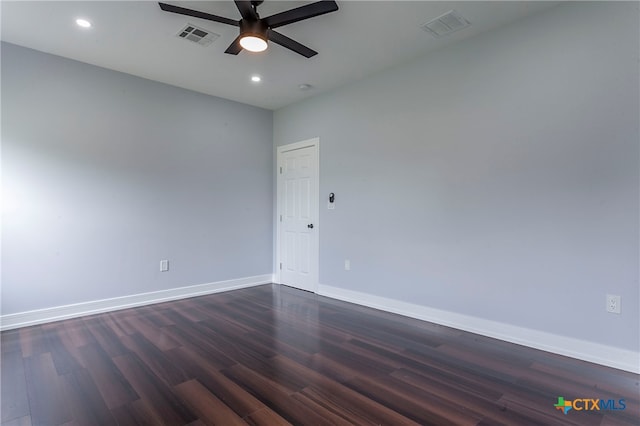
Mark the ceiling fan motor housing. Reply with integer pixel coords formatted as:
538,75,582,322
240,18,268,40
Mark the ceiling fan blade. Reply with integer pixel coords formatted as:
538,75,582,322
267,29,317,58
234,1,258,21
225,35,244,55
263,1,338,29
158,2,239,27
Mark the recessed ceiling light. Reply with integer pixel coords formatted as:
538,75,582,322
251,75,262,83
76,18,92,28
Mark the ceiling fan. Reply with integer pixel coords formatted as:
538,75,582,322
158,1,339,58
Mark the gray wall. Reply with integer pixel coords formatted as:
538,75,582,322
274,2,639,351
2,42,273,314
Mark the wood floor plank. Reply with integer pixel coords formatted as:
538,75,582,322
119,333,189,386
169,302,214,323
23,352,72,426
164,345,266,418
60,368,117,425
99,314,131,338
350,337,501,395
160,323,237,371
1,350,30,423
288,392,360,426
133,397,181,426
318,339,397,378
390,367,539,425
198,304,258,333
454,332,538,366
121,315,181,351
105,312,139,336
174,379,248,426
274,355,420,425
199,321,277,360
78,343,139,410
399,344,532,399
110,401,165,426
3,284,638,426
300,384,420,426
404,344,520,386
437,343,533,379
84,318,129,357
137,306,177,328
179,331,307,393
304,352,363,382
345,373,483,425
62,319,96,348
43,327,83,375
222,363,342,426
243,330,315,366
266,323,340,355
530,361,640,399
242,408,293,426
1,330,21,354
0,415,32,426
48,323,89,370
212,303,276,335
18,326,49,358
322,310,444,351
199,314,259,341
112,352,197,425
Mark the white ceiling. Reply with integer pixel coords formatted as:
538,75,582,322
1,1,560,110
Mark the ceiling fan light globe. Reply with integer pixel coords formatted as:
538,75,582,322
240,35,268,52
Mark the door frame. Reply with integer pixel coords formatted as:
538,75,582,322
275,138,320,292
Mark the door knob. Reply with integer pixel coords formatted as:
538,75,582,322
307,224,314,229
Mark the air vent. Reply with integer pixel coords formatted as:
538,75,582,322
176,24,219,46
421,10,470,38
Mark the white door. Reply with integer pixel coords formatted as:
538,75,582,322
277,139,319,292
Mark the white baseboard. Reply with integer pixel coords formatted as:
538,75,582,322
318,284,640,374
0,274,274,331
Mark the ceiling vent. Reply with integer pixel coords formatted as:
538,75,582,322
176,24,219,46
421,10,470,38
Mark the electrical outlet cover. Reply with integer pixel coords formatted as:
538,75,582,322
606,294,621,314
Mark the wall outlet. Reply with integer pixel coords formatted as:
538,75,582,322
606,294,621,314
344,259,350,271
160,260,169,272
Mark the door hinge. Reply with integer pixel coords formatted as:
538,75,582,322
280,215,282,222
279,166,283,174
279,262,282,270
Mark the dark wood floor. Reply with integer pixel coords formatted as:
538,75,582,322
1,284,638,425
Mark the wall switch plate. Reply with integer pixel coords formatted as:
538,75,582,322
344,259,350,271
606,294,621,314
160,260,169,272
